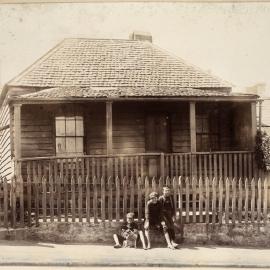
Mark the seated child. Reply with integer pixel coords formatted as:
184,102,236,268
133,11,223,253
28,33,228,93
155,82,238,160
144,191,176,249
113,212,146,249
159,186,178,249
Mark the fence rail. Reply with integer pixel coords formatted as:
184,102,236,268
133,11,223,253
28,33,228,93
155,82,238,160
0,174,270,228
18,151,260,181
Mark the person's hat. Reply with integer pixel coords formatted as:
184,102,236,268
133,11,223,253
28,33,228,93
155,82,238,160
149,191,158,199
163,186,171,190
126,212,135,218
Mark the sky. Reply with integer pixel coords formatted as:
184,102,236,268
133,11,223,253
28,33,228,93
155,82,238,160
0,2,270,93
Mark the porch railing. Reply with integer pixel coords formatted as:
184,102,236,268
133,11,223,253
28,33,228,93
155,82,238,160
1,174,270,228
17,151,260,181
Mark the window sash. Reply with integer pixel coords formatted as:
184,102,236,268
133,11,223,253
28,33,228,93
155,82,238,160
55,115,84,154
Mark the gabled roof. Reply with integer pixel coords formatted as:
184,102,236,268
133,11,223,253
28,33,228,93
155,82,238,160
7,38,231,92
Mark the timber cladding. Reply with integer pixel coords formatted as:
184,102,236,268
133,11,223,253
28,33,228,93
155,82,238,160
17,102,196,158
0,103,13,179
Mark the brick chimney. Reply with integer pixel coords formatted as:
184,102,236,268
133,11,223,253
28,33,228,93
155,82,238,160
129,31,152,43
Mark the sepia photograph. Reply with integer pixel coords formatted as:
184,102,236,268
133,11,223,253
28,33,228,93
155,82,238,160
0,1,270,268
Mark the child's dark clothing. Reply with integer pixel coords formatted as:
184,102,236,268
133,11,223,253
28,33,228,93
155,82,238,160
144,200,163,230
159,195,176,240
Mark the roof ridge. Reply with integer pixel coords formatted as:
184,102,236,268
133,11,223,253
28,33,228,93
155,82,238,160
62,37,140,42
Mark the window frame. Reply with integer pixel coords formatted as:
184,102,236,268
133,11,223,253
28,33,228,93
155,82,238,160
55,114,85,156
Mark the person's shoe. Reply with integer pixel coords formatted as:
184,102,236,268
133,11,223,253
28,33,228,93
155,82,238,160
171,241,178,248
114,244,121,249
168,244,176,250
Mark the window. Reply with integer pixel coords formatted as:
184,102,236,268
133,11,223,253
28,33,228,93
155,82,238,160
55,116,84,155
196,111,219,152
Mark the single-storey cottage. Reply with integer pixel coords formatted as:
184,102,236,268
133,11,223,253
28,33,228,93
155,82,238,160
0,32,259,182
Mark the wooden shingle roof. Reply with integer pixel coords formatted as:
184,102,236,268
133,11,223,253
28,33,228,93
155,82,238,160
8,38,231,93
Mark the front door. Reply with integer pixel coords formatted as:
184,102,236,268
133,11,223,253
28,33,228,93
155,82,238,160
145,113,171,176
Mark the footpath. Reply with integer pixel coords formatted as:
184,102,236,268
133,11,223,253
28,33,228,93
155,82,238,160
0,240,270,268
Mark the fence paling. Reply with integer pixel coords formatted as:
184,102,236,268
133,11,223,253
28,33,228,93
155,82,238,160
212,178,216,225
232,179,236,225
257,178,262,224
238,178,243,223
185,178,190,223
205,177,210,224
199,177,203,223
115,177,120,222
263,178,268,224
218,178,223,224
108,177,113,222
251,179,255,223
244,178,249,224
192,178,196,223
123,177,127,221
225,178,229,224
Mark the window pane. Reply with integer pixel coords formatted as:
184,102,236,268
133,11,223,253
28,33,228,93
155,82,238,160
76,137,83,153
55,117,66,136
66,137,76,153
66,117,76,136
56,137,66,153
76,117,84,136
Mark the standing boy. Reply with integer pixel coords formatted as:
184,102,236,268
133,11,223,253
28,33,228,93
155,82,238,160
159,186,178,248
144,191,176,249
113,212,147,249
